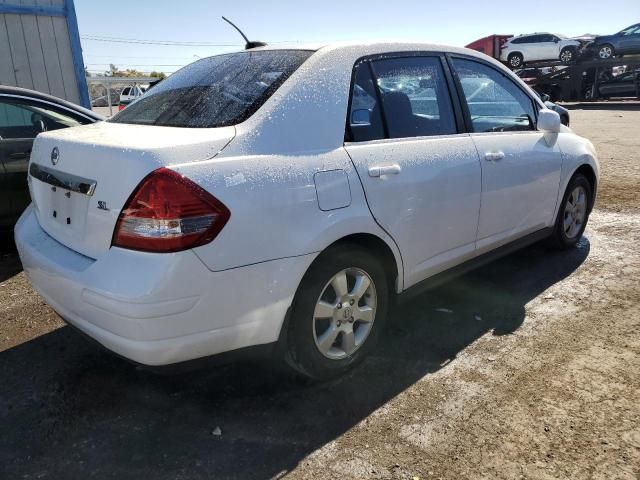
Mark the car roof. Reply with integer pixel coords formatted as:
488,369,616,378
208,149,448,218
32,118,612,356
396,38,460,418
237,40,483,59
0,86,103,121
510,32,560,38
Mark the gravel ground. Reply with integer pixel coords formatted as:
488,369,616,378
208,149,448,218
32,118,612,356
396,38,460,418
1,103,639,479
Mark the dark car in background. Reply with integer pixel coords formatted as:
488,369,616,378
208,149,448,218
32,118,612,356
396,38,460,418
0,87,102,231
592,23,640,59
585,70,640,99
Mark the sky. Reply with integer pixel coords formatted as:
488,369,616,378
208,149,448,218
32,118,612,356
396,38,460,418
76,0,640,75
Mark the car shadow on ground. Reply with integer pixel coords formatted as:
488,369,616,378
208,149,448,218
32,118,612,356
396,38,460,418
0,239,590,479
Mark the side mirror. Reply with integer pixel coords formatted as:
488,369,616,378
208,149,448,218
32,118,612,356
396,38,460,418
351,109,371,125
537,108,561,133
540,93,551,103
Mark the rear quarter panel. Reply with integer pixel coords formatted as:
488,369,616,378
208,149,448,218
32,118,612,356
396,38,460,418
173,148,403,292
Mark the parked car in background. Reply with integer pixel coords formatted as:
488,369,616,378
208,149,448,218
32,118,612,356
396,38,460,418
500,33,581,68
585,70,640,99
591,23,640,59
0,87,102,230
16,43,598,379
118,85,146,110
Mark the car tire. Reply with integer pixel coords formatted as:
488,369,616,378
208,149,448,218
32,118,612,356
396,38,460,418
597,44,615,60
559,47,575,64
285,244,389,380
583,86,595,101
548,173,593,249
508,52,524,69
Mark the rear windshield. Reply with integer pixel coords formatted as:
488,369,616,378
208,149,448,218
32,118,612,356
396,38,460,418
110,50,313,128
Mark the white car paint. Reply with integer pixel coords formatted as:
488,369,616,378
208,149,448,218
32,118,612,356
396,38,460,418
15,42,599,366
499,33,581,64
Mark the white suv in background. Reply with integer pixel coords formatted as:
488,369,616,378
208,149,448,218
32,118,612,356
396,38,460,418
500,33,581,68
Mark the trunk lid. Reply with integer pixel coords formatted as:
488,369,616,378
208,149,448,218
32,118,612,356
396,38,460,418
28,121,235,259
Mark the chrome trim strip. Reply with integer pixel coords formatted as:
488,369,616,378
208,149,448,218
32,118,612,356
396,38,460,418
29,163,97,196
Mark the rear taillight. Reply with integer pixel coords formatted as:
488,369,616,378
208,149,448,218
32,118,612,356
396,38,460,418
112,168,230,253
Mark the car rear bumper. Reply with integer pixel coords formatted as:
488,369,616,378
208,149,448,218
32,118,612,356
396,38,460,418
15,206,316,365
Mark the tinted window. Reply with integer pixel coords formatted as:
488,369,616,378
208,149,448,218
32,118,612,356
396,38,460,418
122,87,130,96
372,56,457,139
347,62,385,142
452,58,536,133
0,100,82,139
511,37,527,45
111,50,312,128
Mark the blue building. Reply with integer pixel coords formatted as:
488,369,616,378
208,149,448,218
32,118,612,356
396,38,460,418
0,0,90,108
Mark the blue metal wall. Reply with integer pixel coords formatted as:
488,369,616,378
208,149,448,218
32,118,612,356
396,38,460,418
0,0,90,108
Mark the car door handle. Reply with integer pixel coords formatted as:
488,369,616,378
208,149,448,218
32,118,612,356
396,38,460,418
368,164,401,177
484,151,505,162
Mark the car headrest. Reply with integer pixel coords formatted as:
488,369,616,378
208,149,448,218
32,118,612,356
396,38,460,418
383,91,413,119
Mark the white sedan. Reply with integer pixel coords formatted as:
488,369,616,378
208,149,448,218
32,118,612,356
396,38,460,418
15,42,598,379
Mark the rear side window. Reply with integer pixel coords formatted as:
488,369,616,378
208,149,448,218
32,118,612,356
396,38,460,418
347,63,385,142
452,58,536,133
511,36,528,44
372,57,457,139
111,50,313,128
122,87,131,95
346,55,457,142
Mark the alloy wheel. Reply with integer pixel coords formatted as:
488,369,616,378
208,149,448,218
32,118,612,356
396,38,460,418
560,50,573,63
312,268,377,360
599,46,613,59
563,186,587,239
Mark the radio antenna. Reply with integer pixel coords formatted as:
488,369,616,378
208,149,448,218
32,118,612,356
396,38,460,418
222,16,267,49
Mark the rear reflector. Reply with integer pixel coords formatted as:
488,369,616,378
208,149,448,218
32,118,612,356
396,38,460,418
112,168,230,253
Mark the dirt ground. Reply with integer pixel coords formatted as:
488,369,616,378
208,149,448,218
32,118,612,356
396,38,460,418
1,104,639,480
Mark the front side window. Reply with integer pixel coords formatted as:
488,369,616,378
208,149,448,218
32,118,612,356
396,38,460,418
0,100,82,139
372,56,457,139
452,58,536,133
111,50,313,128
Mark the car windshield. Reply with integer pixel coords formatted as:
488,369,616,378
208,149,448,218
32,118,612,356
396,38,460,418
110,50,313,128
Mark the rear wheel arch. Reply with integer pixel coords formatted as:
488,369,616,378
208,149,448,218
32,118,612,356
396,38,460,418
282,235,396,379
322,233,401,294
277,232,402,352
